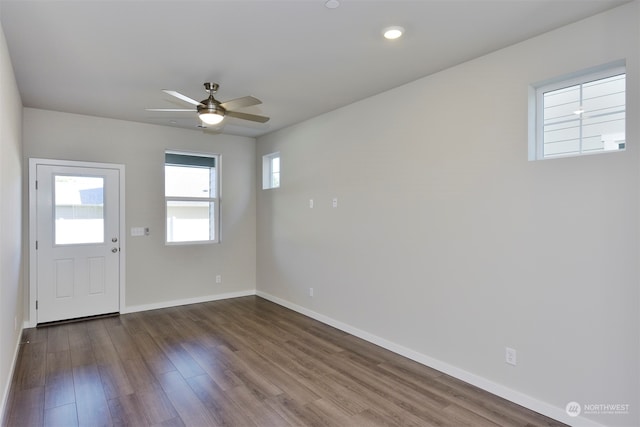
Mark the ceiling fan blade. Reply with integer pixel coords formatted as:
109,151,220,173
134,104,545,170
226,110,270,123
162,90,204,106
220,96,261,110
145,108,196,112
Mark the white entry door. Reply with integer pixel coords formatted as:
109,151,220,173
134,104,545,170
35,163,121,323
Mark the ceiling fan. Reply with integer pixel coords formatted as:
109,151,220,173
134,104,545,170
146,82,269,126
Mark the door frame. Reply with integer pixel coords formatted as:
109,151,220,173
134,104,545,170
28,158,126,327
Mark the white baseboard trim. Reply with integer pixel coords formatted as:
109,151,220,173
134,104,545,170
0,326,24,426
256,291,604,427
123,290,256,314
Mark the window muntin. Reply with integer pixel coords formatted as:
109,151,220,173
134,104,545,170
262,152,280,189
165,152,219,244
533,64,626,159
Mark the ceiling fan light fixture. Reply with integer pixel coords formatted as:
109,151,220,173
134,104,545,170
197,95,225,125
199,111,224,125
199,112,224,125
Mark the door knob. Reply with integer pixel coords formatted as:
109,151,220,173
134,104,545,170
111,248,118,253
112,237,118,243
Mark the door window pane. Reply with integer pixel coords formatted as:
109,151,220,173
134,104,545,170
55,175,105,245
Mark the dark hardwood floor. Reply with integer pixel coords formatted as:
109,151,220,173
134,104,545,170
3,296,566,426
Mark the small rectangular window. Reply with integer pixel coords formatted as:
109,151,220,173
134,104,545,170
262,152,280,189
530,62,626,160
165,152,219,244
54,175,105,245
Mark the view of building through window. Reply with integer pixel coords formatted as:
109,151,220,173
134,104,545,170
537,67,625,159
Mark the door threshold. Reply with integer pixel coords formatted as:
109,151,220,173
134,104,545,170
37,312,120,328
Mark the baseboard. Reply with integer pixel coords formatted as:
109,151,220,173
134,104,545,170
256,290,604,427
0,325,24,426
123,289,256,314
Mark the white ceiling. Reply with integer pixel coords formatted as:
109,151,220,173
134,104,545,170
0,0,630,138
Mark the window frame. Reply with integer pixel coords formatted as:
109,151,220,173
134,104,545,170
262,152,280,190
530,61,626,160
164,151,220,245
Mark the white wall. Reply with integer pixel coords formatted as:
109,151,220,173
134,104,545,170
23,109,257,312
256,3,639,426
0,18,23,424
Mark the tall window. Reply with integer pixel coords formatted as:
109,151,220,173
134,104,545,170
165,152,219,244
531,63,626,159
262,152,280,189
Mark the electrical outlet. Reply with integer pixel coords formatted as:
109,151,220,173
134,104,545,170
216,275,222,284
309,288,314,297
309,199,314,208
505,347,517,366
332,197,338,208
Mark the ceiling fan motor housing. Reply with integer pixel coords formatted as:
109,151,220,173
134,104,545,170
198,95,225,116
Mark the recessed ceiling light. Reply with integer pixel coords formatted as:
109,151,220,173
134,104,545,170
325,0,340,9
383,26,404,40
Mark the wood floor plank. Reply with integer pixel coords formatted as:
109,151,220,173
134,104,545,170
303,398,357,427
108,393,152,426
45,325,70,354
22,326,49,344
136,387,180,425
214,345,286,400
264,394,328,427
14,341,47,391
180,341,243,391
224,385,292,427
157,370,219,427
44,350,75,409
66,322,91,351
72,364,113,426
118,311,149,336
120,357,161,394
98,362,135,400
152,334,207,379
132,332,177,376
106,323,143,361
186,373,258,427
44,402,78,427
68,347,96,368
228,345,320,405
7,387,44,427
85,319,113,347
5,296,567,427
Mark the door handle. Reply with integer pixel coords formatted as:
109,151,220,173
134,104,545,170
111,248,119,253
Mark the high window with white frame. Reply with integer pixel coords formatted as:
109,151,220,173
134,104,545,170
165,151,219,244
262,152,280,189
531,62,626,160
